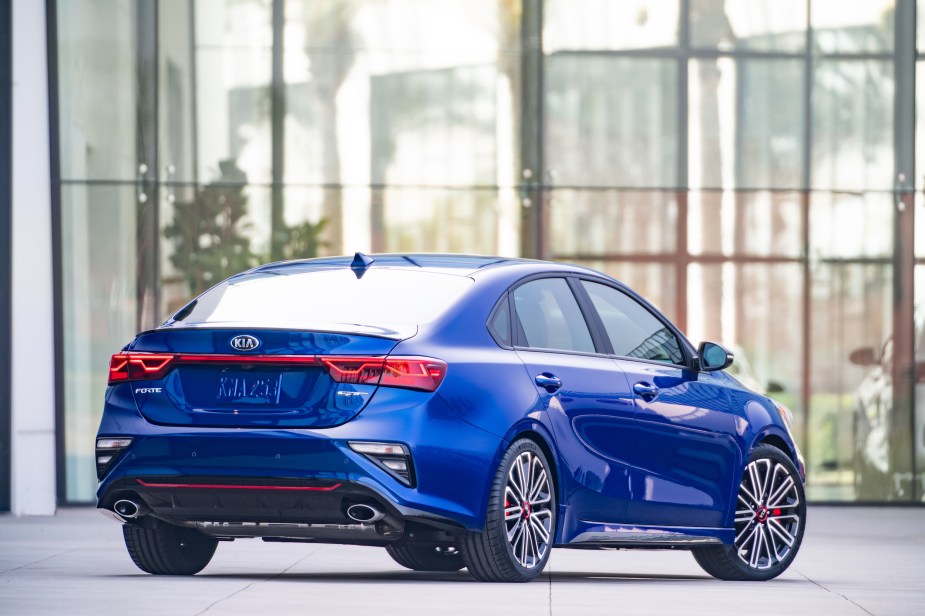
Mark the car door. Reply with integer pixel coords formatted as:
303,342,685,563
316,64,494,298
508,276,637,524
577,279,739,528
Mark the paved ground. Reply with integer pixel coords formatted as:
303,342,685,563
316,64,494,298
0,506,922,615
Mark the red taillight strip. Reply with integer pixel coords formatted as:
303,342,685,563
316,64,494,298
136,479,341,491
175,354,318,365
109,351,445,391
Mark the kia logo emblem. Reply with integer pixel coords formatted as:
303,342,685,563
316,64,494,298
230,335,261,351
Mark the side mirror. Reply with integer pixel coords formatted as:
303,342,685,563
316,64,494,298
697,341,734,372
849,347,878,366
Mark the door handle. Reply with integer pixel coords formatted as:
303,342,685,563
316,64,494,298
535,373,562,393
633,381,659,401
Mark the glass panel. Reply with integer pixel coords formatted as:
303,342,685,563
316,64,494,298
569,261,677,322
194,0,273,184
373,187,518,256
159,0,196,183
62,185,140,502
548,190,677,256
917,63,925,191
281,186,347,258
546,56,678,188
687,263,804,434
513,278,595,353
56,0,137,181
920,0,925,52
689,59,804,191
283,0,521,252
811,0,895,53
544,0,679,52
489,299,513,347
808,263,894,501
918,193,925,259
688,190,802,257
916,266,925,501
160,182,270,316
181,268,473,329
690,0,807,52
811,60,893,191
370,65,498,188
582,281,684,364
809,192,893,258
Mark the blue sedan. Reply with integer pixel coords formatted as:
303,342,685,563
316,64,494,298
96,254,806,582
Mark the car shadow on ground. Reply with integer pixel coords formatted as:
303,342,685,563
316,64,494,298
104,570,748,584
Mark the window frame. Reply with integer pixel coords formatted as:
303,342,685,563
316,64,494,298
503,274,609,357
570,274,696,369
486,291,514,350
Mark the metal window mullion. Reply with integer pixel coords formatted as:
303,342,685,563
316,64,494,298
800,0,813,470
676,0,690,332
0,0,12,512
893,0,917,501
270,0,284,260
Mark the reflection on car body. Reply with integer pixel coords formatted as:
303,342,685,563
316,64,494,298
96,254,807,582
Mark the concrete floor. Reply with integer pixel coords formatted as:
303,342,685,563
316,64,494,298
0,506,922,615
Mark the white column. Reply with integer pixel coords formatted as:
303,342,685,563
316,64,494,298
11,0,56,515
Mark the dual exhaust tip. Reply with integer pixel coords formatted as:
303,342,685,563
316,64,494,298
114,499,390,527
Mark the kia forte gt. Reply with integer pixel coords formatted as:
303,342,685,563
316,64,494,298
96,254,806,582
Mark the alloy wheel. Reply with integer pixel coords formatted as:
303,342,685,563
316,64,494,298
734,458,802,569
504,451,553,569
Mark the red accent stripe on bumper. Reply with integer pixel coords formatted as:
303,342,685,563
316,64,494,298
136,479,342,491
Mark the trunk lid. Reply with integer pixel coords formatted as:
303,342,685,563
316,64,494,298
124,328,400,428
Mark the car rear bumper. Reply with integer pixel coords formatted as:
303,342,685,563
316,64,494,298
97,387,504,533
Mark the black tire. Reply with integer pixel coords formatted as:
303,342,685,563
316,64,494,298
385,544,465,572
693,444,806,581
461,438,556,583
123,520,218,575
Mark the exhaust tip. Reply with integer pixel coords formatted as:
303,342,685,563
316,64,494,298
346,503,385,524
113,499,141,519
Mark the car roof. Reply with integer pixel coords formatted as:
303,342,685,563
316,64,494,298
249,253,600,279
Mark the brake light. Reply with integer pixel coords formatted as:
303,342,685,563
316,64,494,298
319,356,447,392
108,351,446,391
108,353,176,384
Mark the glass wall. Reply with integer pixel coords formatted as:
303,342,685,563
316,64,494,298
54,0,922,503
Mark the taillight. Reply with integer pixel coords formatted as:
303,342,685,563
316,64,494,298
319,356,447,392
108,353,176,384
108,351,446,391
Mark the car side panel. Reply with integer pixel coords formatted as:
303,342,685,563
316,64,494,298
515,350,636,529
620,361,741,528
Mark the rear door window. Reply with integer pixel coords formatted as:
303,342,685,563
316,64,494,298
512,278,595,353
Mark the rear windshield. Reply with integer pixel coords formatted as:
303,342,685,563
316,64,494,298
167,268,473,337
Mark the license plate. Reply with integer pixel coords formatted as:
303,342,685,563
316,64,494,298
216,372,282,405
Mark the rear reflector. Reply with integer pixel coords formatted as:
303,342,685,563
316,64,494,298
348,441,415,486
96,436,133,479
108,351,446,391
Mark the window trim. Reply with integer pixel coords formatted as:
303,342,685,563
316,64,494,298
570,275,696,369
486,292,514,350
507,273,608,356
